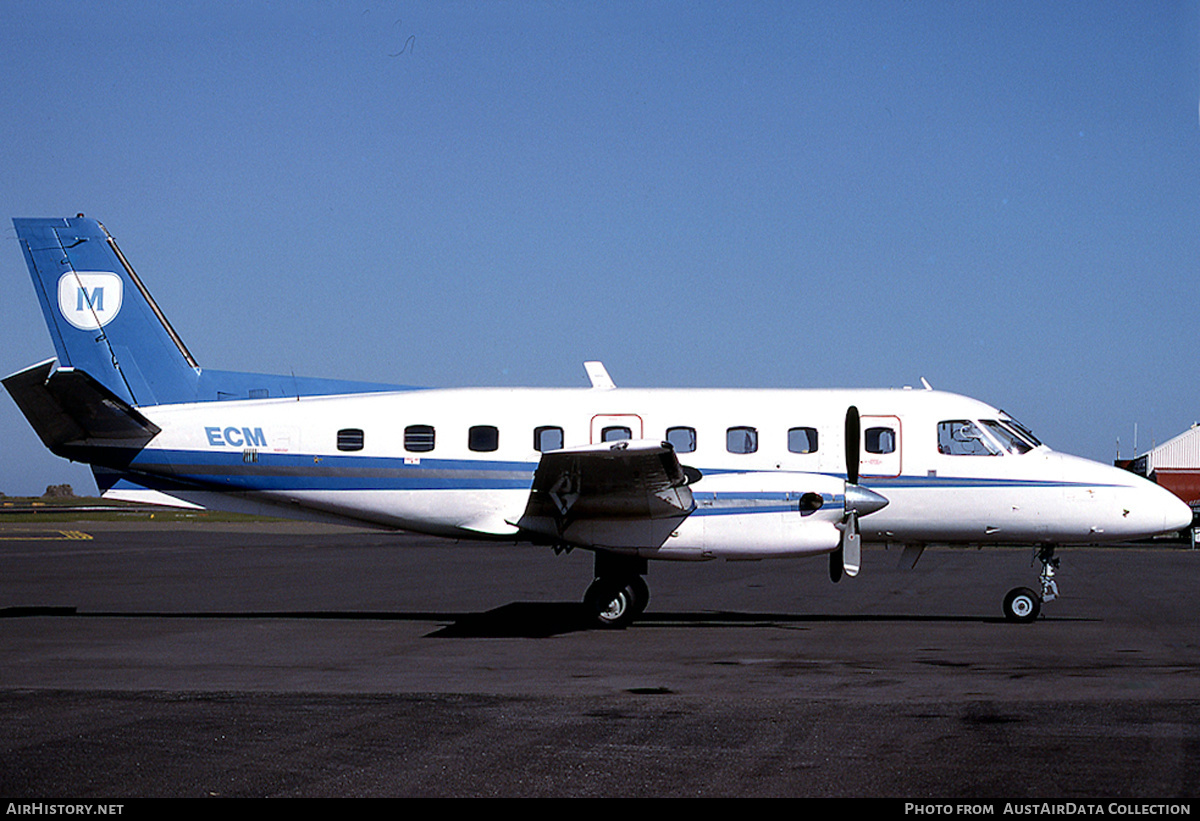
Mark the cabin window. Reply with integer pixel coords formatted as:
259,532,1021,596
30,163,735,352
601,425,632,442
666,426,696,453
788,427,818,454
726,426,758,454
534,425,564,452
865,426,896,455
938,421,1000,456
469,425,499,452
404,424,436,452
337,428,364,452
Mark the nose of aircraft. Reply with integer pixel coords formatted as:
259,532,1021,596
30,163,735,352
1116,465,1194,537
1158,484,1195,533
1059,454,1194,540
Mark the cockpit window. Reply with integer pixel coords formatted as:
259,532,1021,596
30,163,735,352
938,420,1002,456
980,420,1033,455
999,414,1042,449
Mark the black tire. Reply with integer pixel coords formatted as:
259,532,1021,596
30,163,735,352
584,578,639,629
1003,587,1041,623
627,575,650,617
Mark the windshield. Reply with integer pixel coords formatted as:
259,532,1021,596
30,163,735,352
980,420,1033,454
997,413,1043,450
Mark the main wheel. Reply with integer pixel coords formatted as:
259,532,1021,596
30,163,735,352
627,575,650,617
584,577,645,629
1003,586,1041,623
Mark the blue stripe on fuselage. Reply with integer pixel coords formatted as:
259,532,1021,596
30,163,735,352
127,449,538,492
118,450,1127,495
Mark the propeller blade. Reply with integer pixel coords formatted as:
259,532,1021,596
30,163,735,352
842,512,861,577
834,405,877,581
845,405,860,486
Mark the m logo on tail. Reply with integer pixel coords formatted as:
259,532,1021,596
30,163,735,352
57,272,123,330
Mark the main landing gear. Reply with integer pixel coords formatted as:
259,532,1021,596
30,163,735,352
1002,545,1059,623
583,552,649,629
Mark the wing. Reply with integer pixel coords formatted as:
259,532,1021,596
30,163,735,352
514,439,697,549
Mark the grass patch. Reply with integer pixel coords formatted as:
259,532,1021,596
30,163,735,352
0,496,280,523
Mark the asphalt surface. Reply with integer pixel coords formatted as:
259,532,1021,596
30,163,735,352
0,520,1198,799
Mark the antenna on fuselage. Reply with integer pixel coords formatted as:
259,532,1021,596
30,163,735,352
584,361,615,390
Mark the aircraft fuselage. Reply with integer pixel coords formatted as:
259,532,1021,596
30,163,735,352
98,384,1191,560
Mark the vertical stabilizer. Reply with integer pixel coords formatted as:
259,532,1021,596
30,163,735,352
13,216,200,406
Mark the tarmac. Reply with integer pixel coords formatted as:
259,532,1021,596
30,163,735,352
1,519,1198,798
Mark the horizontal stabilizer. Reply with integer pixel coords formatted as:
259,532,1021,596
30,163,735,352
3,359,160,453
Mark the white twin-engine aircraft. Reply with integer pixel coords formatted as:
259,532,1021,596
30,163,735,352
6,217,1192,626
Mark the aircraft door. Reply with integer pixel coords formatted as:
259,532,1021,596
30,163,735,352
590,414,644,443
859,415,901,478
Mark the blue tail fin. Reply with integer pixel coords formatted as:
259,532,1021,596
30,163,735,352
14,216,200,406
14,216,410,406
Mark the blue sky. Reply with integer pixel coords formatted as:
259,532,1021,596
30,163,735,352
1,1,1197,496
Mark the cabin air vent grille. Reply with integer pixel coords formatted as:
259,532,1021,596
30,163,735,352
405,424,435,452
337,428,365,452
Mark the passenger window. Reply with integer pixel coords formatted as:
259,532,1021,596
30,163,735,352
727,426,758,454
938,421,1000,456
404,424,435,452
666,426,696,453
534,426,564,452
601,426,632,442
865,427,896,455
468,425,499,452
788,427,818,454
337,428,364,452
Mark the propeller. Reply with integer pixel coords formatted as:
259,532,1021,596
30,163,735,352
830,405,889,583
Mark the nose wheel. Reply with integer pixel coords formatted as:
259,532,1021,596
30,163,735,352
1002,586,1040,623
1003,545,1059,623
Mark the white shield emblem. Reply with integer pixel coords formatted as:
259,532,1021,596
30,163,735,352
58,272,124,330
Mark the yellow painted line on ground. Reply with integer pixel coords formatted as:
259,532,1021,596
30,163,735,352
0,530,93,541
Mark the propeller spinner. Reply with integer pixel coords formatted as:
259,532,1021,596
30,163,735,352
830,405,889,582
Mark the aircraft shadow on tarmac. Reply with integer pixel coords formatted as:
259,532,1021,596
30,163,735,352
423,604,1023,638
0,603,1048,638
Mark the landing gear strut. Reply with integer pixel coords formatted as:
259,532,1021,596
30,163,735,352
584,552,649,629
1002,545,1059,623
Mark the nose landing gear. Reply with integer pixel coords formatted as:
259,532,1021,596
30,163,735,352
1003,545,1059,623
